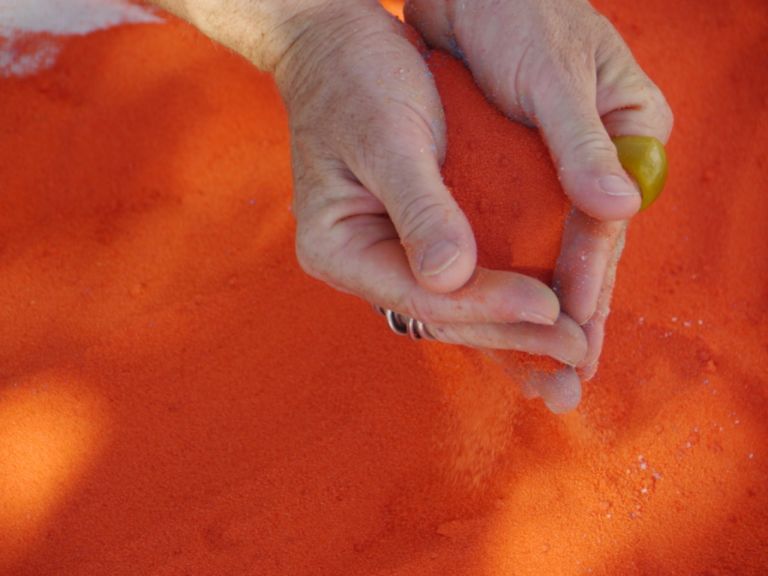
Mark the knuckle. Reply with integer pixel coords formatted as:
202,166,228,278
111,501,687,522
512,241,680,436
351,101,444,177
592,13,617,37
403,293,437,325
648,85,674,138
395,193,449,242
355,139,408,185
429,323,457,345
294,220,328,281
567,128,616,164
593,12,629,53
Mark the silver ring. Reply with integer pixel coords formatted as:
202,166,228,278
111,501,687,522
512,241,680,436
373,304,434,341
407,317,422,340
417,321,436,341
385,309,409,336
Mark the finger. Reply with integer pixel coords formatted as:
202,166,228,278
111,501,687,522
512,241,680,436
428,315,588,367
552,209,626,325
533,71,641,221
295,175,559,325
363,150,478,294
522,367,583,415
403,0,453,53
489,351,582,414
577,227,626,380
595,37,674,144
579,320,604,382
399,268,560,325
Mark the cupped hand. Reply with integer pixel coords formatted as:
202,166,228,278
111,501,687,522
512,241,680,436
274,1,587,367
406,0,673,387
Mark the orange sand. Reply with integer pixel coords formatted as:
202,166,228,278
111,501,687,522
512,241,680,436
435,50,568,376
436,53,568,283
1,0,767,574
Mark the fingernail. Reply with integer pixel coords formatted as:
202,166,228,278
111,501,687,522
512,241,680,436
579,362,599,382
577,311,596,326
539,370,582,414
552,353,580,367
598,174,637,197
420,240,460,276
520,311,557,326
543,393,581,415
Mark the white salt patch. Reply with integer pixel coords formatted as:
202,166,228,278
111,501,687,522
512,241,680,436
0,0,161,77
0,0,161,36
0,36,60,76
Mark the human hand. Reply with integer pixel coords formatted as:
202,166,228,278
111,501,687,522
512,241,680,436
274,0,587,366
405,0,673,383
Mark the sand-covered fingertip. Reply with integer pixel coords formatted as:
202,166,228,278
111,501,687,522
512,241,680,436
528,367,583,414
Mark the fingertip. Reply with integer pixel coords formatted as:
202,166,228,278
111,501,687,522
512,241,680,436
494,272,559,325
566,171,642,221
552,267,597,327
553,211,625,326
551,315,589,367
519,312,558,326
536,90,643,221
573,301,598,327
528,368,582,414
419,239,461,277
578,361,599,382
412,236,477,293
556,269,599,326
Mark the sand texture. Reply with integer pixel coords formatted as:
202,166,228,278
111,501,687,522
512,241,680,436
0,0,766,574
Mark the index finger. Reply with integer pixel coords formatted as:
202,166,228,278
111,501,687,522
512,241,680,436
553,209,626,325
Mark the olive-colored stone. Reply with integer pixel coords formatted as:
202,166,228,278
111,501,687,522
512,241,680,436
612,135,668,210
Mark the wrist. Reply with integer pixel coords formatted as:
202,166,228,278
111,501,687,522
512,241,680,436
241,0,352,73
149,0,361,73
272,0,394,103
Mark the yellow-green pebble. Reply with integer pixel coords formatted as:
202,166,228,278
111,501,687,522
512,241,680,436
612,135,668,210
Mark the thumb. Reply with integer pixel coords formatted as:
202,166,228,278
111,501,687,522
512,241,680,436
369,154,477,293
534,82,641,221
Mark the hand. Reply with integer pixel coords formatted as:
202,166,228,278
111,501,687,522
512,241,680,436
275,1,587,366
405,0,673,383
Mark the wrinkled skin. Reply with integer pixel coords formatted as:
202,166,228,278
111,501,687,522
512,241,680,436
273,0,673,412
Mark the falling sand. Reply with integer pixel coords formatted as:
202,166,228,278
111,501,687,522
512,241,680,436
0,0,766,574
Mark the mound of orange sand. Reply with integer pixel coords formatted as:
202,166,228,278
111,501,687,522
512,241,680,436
0,0,766,574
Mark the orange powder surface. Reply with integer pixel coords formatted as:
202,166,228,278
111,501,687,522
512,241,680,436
0,1,767,575
434,51,568,375
435,52,568,283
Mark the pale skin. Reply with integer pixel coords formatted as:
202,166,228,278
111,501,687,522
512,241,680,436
147,0,673,412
